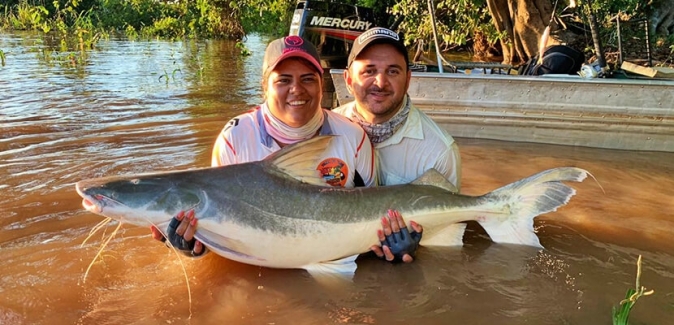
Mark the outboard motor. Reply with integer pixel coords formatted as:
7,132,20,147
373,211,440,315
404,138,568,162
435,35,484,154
289,0,378,108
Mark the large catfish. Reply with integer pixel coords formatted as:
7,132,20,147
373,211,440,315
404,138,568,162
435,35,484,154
76,136,588,278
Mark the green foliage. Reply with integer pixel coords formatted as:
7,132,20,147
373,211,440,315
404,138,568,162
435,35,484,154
0,49,6,66
586,0,643,20
613,288,638,325
236,40,252,56
576,0,673,65
5,0,51,32
0,0,245,39
145,15,184,38
2,0,665,61
124,23,138,39
96,0,242,39
390,0,494,50
236,0,295,36
159,68,182,86
333,0,394,27
94,0,162,33
383,0,664,62
31,40,90,70
612,255,654,325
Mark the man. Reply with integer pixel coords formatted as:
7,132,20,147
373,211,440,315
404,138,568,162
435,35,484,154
334,27,462,262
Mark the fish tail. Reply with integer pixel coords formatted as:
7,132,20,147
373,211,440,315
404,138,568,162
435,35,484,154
477,167,588,248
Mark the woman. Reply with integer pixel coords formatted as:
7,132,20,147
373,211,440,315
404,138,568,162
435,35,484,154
151,36,376,256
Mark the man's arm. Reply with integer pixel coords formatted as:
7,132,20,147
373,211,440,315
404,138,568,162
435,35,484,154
435,141,462,192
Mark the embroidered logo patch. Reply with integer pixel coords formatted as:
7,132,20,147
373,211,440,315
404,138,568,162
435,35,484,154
317,158,348,187
285,35,304,47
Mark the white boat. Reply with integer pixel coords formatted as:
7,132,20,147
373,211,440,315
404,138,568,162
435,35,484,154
329,70,674,152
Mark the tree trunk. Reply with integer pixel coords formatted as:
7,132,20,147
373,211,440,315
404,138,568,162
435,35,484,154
651,0,674,36
486,0,555,64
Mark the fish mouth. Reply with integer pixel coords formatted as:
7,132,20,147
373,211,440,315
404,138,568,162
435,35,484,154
75,181,103,214
81,197,102,214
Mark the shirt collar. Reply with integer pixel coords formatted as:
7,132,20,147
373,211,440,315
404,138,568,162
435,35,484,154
375,101,423,148
256,107,332,148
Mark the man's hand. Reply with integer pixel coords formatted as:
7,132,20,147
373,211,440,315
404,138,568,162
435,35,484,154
370,209,423,263
150,210,206,257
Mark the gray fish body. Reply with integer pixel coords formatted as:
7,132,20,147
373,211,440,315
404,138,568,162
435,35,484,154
76,136,587,274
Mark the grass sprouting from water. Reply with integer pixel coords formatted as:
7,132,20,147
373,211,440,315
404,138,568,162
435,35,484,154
159,68,182,86
0,49,5,66
612,255,654,325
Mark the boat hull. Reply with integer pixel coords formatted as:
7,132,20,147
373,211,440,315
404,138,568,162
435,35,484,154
330,70,674,152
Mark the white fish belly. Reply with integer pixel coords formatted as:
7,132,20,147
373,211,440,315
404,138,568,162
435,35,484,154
196,219,382,269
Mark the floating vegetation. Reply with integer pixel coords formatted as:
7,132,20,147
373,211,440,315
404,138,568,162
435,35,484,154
612,255,655,325
236,40,252,56
31,39,90,70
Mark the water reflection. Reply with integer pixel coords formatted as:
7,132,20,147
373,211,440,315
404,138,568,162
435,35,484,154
1,32,673,325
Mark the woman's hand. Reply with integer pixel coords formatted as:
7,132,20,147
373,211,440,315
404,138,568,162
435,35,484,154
370,209,423,263
150,210,206,257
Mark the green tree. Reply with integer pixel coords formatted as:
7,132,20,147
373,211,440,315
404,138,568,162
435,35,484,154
236,0,296,36
386,0,655,64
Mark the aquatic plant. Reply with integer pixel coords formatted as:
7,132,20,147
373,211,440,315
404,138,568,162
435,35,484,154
236,40,251,56
186,50,205,82
612,255,654,325
0,49,5,66
159,68,182,86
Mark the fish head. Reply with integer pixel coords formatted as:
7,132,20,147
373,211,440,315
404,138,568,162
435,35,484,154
75,172,203,228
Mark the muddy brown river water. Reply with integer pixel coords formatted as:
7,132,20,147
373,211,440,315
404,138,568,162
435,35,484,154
1,32,673,325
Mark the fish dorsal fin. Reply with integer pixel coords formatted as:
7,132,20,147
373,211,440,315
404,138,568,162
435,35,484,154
411,169,459,193
264,135,335,186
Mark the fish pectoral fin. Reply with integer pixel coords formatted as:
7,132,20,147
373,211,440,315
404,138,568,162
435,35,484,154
194,228,262,261
419,223,467,246
303,254,359,280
